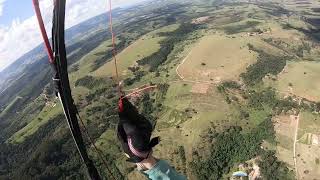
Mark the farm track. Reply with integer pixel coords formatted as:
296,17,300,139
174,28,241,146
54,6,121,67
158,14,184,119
293,113,300,180
175,48,217,85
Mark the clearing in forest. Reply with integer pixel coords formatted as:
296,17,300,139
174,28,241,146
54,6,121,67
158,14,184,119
177,34,257,82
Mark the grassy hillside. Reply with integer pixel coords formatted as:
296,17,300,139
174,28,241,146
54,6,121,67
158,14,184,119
1,0,320,179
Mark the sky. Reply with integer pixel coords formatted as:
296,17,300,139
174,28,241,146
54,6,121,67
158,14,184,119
0,0,146,72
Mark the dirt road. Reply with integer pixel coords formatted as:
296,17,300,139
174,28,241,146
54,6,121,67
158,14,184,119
175,49,217,85
293,113,300,179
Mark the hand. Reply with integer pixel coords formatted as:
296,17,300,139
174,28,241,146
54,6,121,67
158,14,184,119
117,97,159,163
136,154,158,171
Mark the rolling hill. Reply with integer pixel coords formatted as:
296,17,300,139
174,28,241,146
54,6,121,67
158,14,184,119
1,0,320,179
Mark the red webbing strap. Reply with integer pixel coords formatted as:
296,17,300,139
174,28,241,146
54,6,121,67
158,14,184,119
32,0,54,64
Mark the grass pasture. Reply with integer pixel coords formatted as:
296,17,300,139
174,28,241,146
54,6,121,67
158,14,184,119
93,36,164,77
8,103,62,144
274,61,320,101
298,111,320,139
154,81,233,158
273,115,296,168
93,24,179,79
68,39,115,83
273,111,320,177
296,143,320,180
177,34,258,83
0,96,23,118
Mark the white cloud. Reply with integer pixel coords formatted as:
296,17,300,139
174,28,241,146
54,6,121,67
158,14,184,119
0,0,146,71
0,0,6,16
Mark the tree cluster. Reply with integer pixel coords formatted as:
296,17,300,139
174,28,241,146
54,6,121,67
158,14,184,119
241,46,287,86
123,71,146,86
223,21,261,34
191,118,278,180
75,75,106,89
258,150,294,180
91,36,127,71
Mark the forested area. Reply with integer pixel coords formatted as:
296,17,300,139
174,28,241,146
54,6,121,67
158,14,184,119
212,74,302,180
259,150,295,180
0,75,124,179
193,83,297,179
75,75,107,89
191,119,293,180
241,44,287,86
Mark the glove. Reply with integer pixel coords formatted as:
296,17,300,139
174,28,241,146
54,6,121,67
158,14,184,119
117,97,159,163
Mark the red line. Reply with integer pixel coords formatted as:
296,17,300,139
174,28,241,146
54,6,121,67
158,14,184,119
108,0,121,96
32,0,54,64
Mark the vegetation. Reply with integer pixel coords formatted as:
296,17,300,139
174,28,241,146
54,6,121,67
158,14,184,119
123,70,146,86
221,81,241,89
258,150,294,180
191,119,285,180
2,0,320,179
137,23,200,71
75,75,105,89
241,44,287,86
91,36,127,71
223,21,261,34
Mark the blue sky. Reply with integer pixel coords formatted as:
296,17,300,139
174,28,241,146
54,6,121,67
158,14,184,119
0,0,146,72
0,0,33,26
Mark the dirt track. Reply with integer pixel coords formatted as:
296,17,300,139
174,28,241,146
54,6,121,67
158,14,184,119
293,99,302,180
175,50,216,85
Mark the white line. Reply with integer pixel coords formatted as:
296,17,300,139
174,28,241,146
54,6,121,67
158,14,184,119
176,50,192,80
175,48,217,85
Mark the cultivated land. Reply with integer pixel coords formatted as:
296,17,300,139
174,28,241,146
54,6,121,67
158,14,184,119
1,0,320,179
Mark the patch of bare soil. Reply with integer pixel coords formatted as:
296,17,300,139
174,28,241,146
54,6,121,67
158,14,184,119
190,83,210,94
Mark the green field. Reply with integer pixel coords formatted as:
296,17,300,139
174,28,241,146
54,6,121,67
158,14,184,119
8,103,61,143
178,34,258,82
0,96,22,118
298,111,320,139
93,24,179,78
275,61,320,101
93,36,164,77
